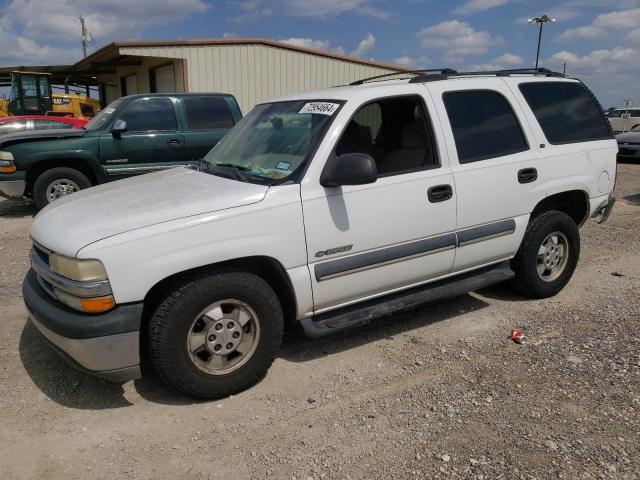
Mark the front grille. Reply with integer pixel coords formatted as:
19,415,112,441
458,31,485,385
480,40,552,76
33,242,51,265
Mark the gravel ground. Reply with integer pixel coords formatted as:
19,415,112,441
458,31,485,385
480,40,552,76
1,163,639,480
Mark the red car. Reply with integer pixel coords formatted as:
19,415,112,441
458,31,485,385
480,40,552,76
0,115,88,136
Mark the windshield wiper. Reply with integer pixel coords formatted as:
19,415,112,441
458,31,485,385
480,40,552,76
203,162,250,182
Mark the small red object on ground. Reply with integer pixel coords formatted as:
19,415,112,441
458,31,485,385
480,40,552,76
510,329,526,344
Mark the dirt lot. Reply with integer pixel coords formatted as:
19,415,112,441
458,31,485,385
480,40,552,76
1,164,639,480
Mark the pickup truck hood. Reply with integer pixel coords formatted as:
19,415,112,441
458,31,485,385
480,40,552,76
30,167,269,256
616,131,640,143
0,128,85,147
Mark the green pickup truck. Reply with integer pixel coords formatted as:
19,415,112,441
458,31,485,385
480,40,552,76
0,93,242,209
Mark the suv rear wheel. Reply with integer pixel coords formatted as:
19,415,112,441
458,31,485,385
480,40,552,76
33,167,92,209
148,269,284,399
511,211,580,299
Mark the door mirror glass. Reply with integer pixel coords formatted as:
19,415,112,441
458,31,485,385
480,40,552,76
111,119,127,137
320,152,378,187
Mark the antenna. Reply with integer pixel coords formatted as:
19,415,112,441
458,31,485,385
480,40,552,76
79,15,93,58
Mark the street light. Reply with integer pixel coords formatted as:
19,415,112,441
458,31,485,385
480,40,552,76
528,15,556,70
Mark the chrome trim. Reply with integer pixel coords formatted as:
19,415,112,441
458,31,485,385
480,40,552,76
30,248,112,298
105,164,186,176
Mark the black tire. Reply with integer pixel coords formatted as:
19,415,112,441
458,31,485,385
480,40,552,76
148,269,284,399
511,211,580,299
33,167,92,209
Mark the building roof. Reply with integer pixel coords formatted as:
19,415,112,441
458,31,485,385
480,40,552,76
73,38,410,73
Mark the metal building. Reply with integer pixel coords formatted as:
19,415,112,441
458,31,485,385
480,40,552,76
60,38,407,113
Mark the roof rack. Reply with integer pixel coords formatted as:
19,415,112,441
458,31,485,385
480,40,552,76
349,68,458,86
408,67,565,83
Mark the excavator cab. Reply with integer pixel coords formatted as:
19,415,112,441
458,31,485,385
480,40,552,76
6,72,53,116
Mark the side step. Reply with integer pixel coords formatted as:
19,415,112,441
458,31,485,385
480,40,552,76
300,261,515,338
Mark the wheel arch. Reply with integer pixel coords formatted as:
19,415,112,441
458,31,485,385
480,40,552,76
530,190,590,227
25,156,100,195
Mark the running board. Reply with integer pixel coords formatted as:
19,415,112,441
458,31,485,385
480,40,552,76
300,261,514,338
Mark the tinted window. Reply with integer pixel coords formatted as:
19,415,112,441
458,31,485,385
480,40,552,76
443,90,528,163
184,97,235,130
119,98,177,132
519,82,611,144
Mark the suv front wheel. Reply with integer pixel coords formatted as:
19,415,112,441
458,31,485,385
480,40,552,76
511,211,580,299
148,269,284,399
33,167,92,209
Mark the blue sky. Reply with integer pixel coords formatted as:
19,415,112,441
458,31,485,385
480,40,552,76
0,0,639,107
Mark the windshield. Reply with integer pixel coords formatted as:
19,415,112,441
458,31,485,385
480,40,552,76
202,100,342,183
84,98,125,130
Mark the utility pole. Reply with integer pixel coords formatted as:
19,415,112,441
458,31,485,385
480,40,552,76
562,62,567,76
80,15,90,58
528,15,556,69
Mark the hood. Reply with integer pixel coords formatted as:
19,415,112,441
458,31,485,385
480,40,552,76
0,128,85,147
616,131,640,143
30,167,269,256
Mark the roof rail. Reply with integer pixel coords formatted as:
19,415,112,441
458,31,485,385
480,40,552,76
349,68,458,86
409,67,565,83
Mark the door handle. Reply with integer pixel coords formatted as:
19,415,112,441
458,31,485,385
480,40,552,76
167,138,182,147
427,184,453,203
518,168,537,184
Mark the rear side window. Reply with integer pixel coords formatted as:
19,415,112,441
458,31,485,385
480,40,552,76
519,82,612,144
119,98,177,132
184,97,235,130
443,90,528,164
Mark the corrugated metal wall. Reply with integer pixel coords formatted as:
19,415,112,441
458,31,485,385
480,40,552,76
119,44,400,114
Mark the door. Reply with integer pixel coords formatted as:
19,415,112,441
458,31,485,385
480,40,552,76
151,64,176,93
302,92,457,312
99,96,190,177
428,79,542,272
181,96,237,161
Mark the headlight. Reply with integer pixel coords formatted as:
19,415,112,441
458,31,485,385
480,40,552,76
49,254,108,282
0,152,15,173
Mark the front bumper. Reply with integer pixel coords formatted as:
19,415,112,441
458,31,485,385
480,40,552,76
22,269,144,382
0,171,26,198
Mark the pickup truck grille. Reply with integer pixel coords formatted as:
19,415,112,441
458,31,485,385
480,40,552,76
33,244,50,266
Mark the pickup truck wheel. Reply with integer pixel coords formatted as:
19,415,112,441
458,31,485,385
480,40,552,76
148,270,284,399
33,167,92,209
511,211,580,299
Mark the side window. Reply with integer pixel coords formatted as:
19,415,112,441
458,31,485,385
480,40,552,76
118,98,177,132
443,90,528,164
32,119,73,130
184,97,235,130
0,120,28,135
518,82,612,144
335,96,439,176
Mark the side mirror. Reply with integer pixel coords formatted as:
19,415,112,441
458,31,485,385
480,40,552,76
111,119,128,138
320,152,378,188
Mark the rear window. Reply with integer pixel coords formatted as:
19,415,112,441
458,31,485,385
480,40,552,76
518,82,612,144
443,90,528,164
184,97,235,130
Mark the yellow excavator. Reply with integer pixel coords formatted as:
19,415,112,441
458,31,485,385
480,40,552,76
0,71,100,119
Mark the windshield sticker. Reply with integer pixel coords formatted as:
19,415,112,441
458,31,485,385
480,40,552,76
103,107,116,114
275,161,291,171
299,102,340,116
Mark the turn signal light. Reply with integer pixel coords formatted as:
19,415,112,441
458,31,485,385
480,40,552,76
80,296,115,313
0,165,16,173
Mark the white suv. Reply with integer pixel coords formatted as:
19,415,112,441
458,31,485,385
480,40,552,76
21,68,617,399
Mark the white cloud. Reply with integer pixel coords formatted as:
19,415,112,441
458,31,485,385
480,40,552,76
351,33,375,57
3,0,210,42
492,52,524,65
393,55,430,68
280,37,332,51
232,0,388,19
0,25,81,65
628,28,640,42
453,0,512,15
416,20,500,59
557,7,640,41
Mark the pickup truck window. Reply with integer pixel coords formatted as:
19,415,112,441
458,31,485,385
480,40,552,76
184,97,235,130
118,98,177,132
443,90,528,164
519,82,612,144
202,99,340,183
84,98,125,131
335,95,439,175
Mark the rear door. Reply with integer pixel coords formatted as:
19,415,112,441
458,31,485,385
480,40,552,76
99,96,190,177
427,79,542,272
181,96,240,161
